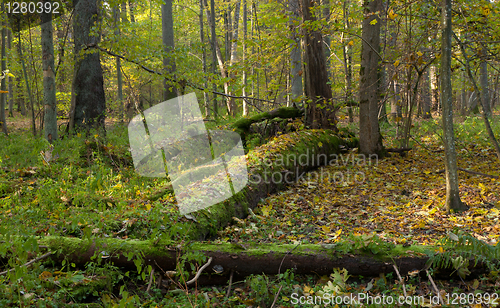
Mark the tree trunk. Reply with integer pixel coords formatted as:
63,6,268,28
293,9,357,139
113,6,124,122
154,130,356,239
300,0,336,130
71,0,106,132
242,0,248,115
480,61,491,117
0,4,8,136
430,65,440,113
39,237,486,286
289,0,303,107
200,0,209,118
422,69,432,118
206,2,231,116
18,30,35,134
227,0,241,116
359,0,384,156
343,0,353,123
209,0,218,117
440,0,467,212
162,0,177,101
7,29,13,117
128,0,135,23
42,1,57,142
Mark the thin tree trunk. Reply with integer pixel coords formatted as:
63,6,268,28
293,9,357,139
289,0,303,107
422,69,432,118
430,65,439,113
0,4,7,136
242,0,248,115
128,0,135,23
343,0,353,123
453,33,500,161
480,61,491,117
200,0,209,117
206,3,231,115
227,0,241,116
7,29,13,117
441,0,467,212
209,0,218,117
18,29,35,134
42,1,57,142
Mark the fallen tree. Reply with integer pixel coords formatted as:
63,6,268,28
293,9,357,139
231,107,304,141
35,237,490,286
170,128,358,240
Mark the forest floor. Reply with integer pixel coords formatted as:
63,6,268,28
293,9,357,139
0,113,499,307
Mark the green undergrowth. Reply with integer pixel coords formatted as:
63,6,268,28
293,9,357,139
0,115,499,306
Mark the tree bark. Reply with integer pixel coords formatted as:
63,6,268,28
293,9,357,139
71,0,106,132
0,4,8,136
162,0,177,101
480,61,491,117
343,0,353,123
158,129,356,239
39,237,487,285
113,6,124,122
440,0,467,212
242,0,248,115
18,29,35,135
199,0,209,118
421,70,432,118
289,0,303,107
359,0,384,156
300,0,336,130
7,29,13,117
42,1,57,142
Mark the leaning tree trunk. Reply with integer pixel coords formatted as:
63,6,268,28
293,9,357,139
41,1,57,142
300,0,336,130
71,0,106,132
359,0,384,156
440,0,467,212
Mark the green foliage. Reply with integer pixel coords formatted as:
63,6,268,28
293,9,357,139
428,231,500,278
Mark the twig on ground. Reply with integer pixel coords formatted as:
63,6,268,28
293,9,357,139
435,168,499,179
278,243,300,275
186,257,213,286
225,269,234,299
146,267,155,293
392,264,407,298
270,285,283,308
0,251,53,276
426,270,444,305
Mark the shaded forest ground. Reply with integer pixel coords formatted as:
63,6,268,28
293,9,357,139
0,113,499,307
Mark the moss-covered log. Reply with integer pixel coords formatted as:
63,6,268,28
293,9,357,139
174,129,358,240
38,237,488,285
231,107,304,138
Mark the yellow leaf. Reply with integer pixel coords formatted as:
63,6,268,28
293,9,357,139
417,51,423,57
318,142,323,147
393,60,400,67
348,40,354,46
321,225,331,233
370,19,378,25
482,6,490,16
388,9,398,20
